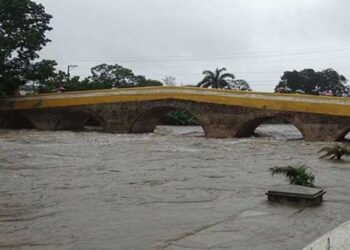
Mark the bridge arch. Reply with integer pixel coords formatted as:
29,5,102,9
56,111,106,131
130,106,203,134
1,113,34,129
234,115,305,139
336,128,350,141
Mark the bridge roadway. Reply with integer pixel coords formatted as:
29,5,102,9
1,86,350,141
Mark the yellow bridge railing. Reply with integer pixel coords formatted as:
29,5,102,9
1,87,350,117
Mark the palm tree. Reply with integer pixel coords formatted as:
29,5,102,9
269,165,315,187
197,68,235,89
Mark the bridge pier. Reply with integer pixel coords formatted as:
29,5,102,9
293,123,350,142
26,111,62,130
0,110,60,130
290,113,350,142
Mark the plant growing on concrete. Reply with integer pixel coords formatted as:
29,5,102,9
318,144,350,160
269,165,315,187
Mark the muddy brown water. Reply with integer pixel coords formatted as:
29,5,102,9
0,125,350,250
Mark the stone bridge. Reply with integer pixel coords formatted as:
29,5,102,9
1,87,350,141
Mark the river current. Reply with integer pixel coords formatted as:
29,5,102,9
1,125,350,250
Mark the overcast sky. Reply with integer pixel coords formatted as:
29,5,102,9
35,0,350,91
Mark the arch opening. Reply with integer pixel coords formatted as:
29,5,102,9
83,115,104,132
236,116,303,140
345,131,350,141
130,107,204,136
3,114,34,129
56,112,104,132
337,128,350,142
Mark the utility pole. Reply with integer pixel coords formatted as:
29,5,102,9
67,65,78,79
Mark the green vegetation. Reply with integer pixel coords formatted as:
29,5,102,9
161,110,198,126
197,68,235,89
35,63,163,93
0,0,52,95
275,68,348,96
197,68,251,90
0,0,163,95
230,79,252,91
318,144,350,160
269,165,315,187
87,64,162,89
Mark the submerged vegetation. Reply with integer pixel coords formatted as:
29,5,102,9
318,144,350,160
269,165,315,187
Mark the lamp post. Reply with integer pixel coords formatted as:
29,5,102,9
67,65,78,79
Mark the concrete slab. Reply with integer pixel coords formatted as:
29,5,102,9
266,184,326,206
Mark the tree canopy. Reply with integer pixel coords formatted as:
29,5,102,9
30,63,164,93
135,75,163,87
275,68,347,95
86,63,162,89
0,0,53,95
197,68,235,89
230,79,251,91
163,76,176,86
89,64,135,88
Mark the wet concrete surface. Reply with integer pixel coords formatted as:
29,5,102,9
0,125,350,250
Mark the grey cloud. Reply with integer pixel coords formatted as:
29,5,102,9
36,0,350,90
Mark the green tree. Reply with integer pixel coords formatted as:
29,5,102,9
135,75,163,87
318,68,347,96
0,0,53,95
275,68,347,95
197,68,235,89
90,64,136,88
26,59,58,92
88,64,163,89
230,79,252,91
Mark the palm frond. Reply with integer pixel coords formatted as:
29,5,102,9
201,81,214,88
269,165,315,187
318,147,333,153
202,70,215,78
218,79,230,88
197,75,211,87
216,67,227,75
219,73,235,80
318,144,350,160
199,68,236,89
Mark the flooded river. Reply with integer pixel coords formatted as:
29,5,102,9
1,125,350,250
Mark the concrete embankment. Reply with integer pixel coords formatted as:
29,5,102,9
303,220,350,250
